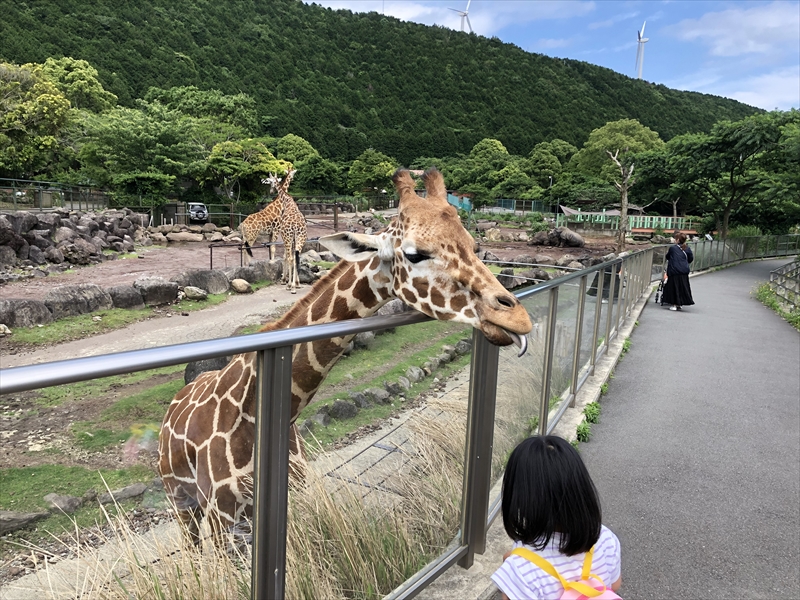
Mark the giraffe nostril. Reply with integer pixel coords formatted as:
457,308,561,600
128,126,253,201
497,295,516,308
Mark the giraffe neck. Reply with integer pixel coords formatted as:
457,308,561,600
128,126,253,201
260,254,393,416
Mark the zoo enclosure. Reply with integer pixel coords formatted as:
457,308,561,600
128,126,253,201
0,237,796,599
0,178,109,212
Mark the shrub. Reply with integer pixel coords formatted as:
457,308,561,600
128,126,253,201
728,225,763,238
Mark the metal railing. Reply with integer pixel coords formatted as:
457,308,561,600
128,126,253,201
769,258,800,310
668,234,800,273
0,178,109,211
0,248,655,599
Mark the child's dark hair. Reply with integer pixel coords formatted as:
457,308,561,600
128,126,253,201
501,435,601,556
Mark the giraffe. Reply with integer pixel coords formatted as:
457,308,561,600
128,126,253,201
262,169,307,294
158,168,533,545
238,169,295,265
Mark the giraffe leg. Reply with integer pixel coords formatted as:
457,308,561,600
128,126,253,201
176,506,204,547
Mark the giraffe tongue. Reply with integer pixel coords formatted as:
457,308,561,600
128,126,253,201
506,331,528,358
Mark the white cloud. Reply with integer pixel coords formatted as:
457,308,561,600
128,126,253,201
668,1,800,58
536,38,572,49
725,66,800,110
305,1,596,37
588,11,639,30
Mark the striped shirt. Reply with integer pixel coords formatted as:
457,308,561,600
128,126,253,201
491,525,621,600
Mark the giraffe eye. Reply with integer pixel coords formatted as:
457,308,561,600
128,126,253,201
403,251,431,264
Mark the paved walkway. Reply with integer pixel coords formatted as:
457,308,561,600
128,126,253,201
572,259,800,599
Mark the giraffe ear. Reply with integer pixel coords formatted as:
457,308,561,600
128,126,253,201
320,232,391,262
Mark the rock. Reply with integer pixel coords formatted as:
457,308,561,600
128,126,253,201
455,339,472,355
364,388,391,405
184,356,232,385
397,376,411,390
519,268,551,283
246,260,272,282
43,284,113,319
481,250,500,263
353,331,375,350
106,285,146,309
328,400,358,420
566,261,585,270
298,420,315,438
384,380,404,396
406,366,425,383
349,391,372,409
53,226,77,244
149,232,168,244
165,232,204,242
223,266,260,284
263,259,283,282
0,245,17,266
230,278,253,293
173,269,230,295
0,299,53,327
43,493,82,514
0,323,11,336
556,254,577,267
44,246,64,263
0,510,50,534
497,268,525,290
182,286,208,301
25,245,46,265
133,277,179,306
98,482,148,505
309,412,330,427
602,252,616,262
6,211,40,234
60,238,98,264
318,251,338,262
302,249,321,263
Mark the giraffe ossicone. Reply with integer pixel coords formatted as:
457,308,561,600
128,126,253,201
158,167,533,546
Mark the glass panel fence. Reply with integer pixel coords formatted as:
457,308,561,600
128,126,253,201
545,280,580,425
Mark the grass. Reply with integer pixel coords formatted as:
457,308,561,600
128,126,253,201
583,401,601,424
8,292,232,347
754,283,800,331
600,382,609,396
71,377,184,450
576,421,591,442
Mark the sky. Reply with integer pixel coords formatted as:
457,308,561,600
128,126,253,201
303,0,800,111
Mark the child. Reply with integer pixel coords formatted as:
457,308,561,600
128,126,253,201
491,435,622,599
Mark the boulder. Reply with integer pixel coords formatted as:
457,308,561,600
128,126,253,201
43,493,82,514
556,254,577,267
534,254,556,266
43,284,113,319
230,278,253,293
528,231,550,246
53,226,77,244
224,266,260,284
566,261,585,270
44,246,64,263
27,245,47,265
173,269,230,294
0,245,17,266
133,277,179,306
166,231,204,242
6,211,39,234
364,388,391,405
184,356,232,385
183,286,208,301
348,391,372,409
329,399,359,420
107,285,146,309
60,238,98,265
406,366,425,383
497,268,525,290
36,213,62,232
0,510,50,535
98,482,148,505
519,268,551,283
0,299,53,327
353,331,375,350
454,339,472,355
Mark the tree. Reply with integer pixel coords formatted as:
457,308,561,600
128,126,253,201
606,149,635,252
40,57,117,112
569,119,664,182
199,139,290,202
666,111,796,237
294,155,343,194
276,133,319,163
0,62,71,178
144,86,259,134
347,148,397,194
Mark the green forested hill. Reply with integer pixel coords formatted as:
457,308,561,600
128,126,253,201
1,0,759,164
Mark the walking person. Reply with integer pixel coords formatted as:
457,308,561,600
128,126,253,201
491,435,622,599
661,232,694,311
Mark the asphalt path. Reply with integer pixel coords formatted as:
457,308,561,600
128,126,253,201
579,259,800,599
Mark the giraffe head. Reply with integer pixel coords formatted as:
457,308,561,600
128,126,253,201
321,168,532,352
264,169,297,194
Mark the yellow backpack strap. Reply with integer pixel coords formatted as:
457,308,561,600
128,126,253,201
510,547,607,598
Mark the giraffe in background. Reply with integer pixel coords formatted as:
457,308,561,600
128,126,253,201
237,169,296,265
158,168,533,545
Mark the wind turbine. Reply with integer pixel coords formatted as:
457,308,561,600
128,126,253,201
449,0,473,33
635,21,649,80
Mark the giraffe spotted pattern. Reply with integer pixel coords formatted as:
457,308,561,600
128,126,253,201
158,168,533,545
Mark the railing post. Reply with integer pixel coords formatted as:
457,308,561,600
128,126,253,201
538,287,559,435
251,345,294,600
589,267,606,374
569,275,587,406
459,330,500,568
604,265,617,345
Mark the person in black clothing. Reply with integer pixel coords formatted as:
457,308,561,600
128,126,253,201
662,232,694,311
